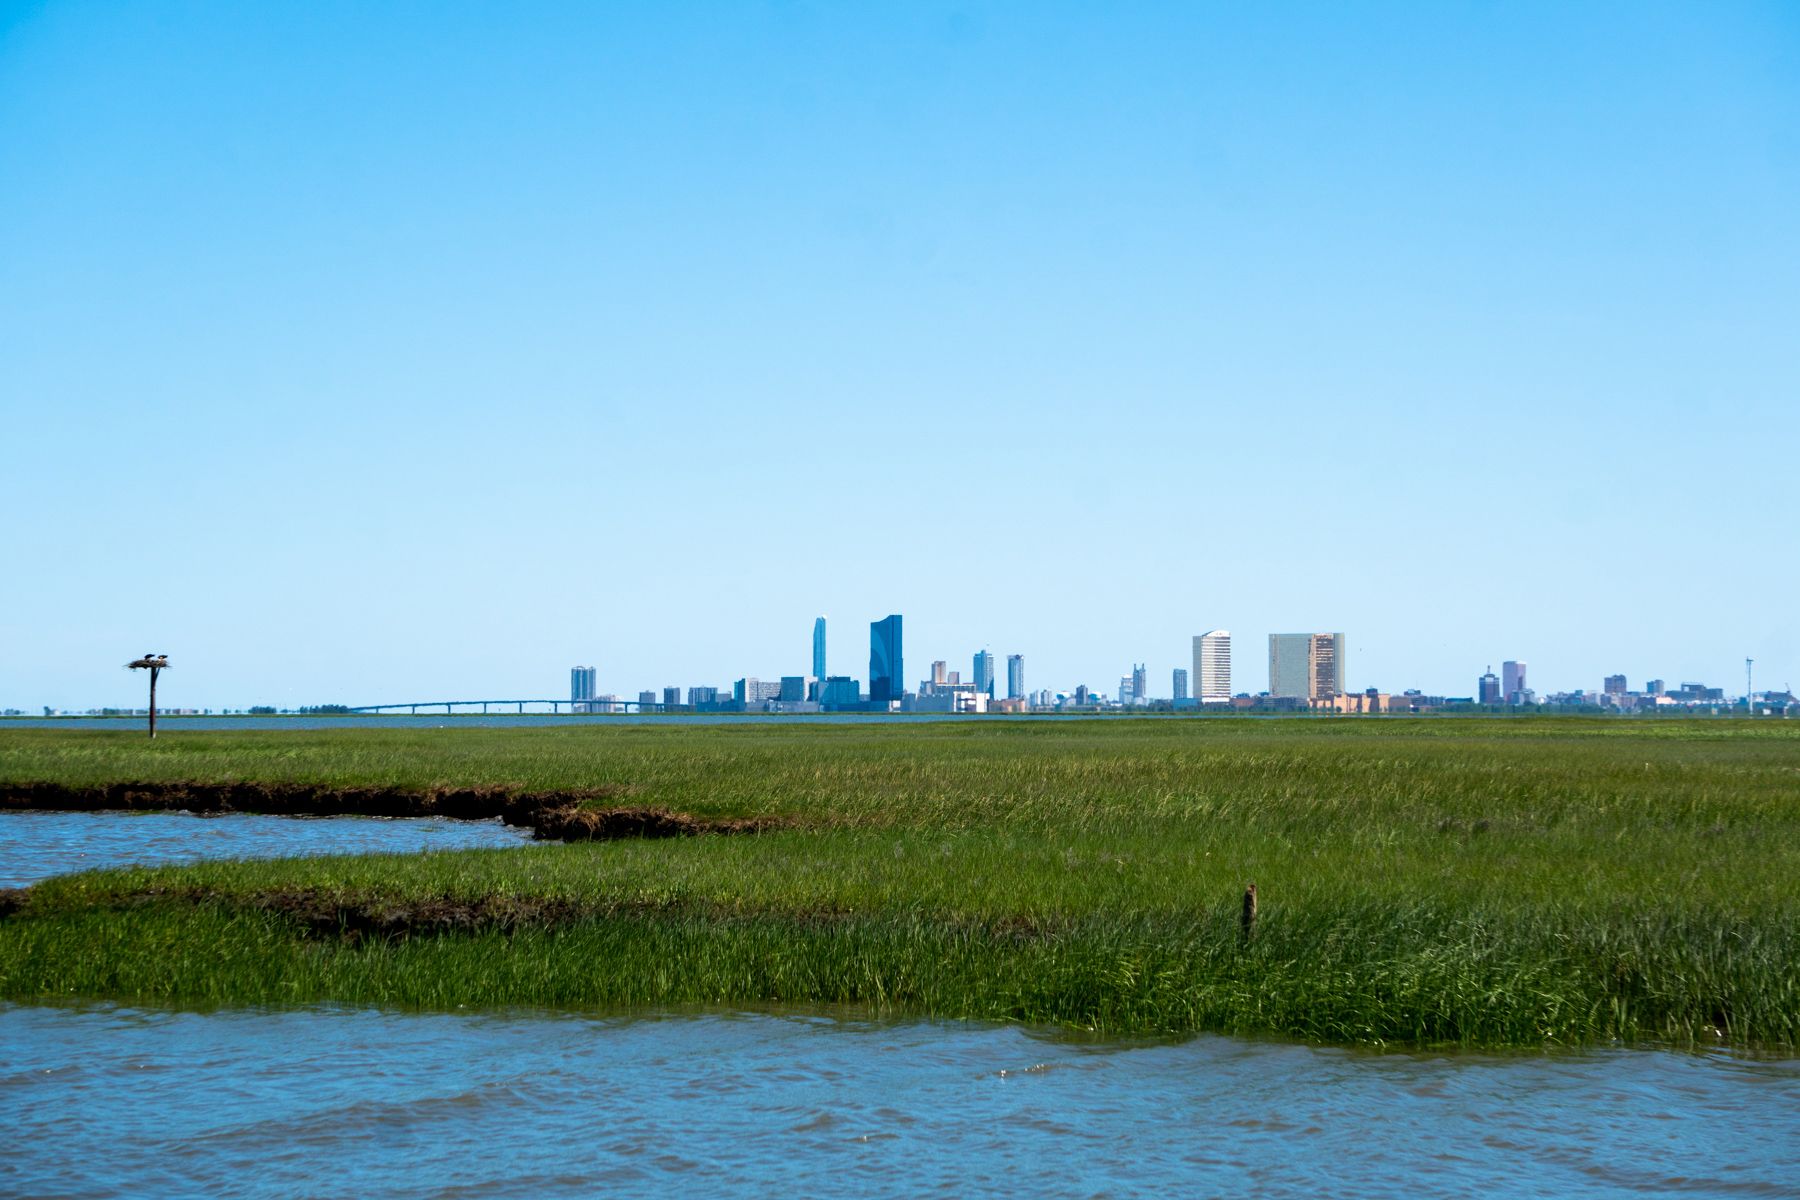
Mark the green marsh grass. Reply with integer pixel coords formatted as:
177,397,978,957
3,718,1797,1047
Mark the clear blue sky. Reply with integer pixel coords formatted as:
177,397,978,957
3,1,1796,709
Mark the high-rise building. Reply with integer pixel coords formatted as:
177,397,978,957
931,660,948,687
1604,674,1628,696
1269,635,1308,698
1479,668,1501,705
638,690,657,708
870,615,904,704
779,676,813,702
686,686,719,707
1312,636,1345,698
1194,631,1231,703
571,666,597,714
812,616,827,681
973,650,996,698
1007,654,1025,701
662,687,681,709
1269,633,1345,700
1131,663,1148,705
1118,675,1136,705
1173,668,1190,702
1502,661,1527,703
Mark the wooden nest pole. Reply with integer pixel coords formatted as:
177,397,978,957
126,654,170,739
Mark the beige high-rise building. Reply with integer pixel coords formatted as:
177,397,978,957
1193,631,1232,703
1268,633,1345,700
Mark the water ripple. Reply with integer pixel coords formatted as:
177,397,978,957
5,1004,1795,1198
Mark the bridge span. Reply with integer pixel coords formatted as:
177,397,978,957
348,699,671,715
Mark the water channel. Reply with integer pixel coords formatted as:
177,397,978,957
0,809,535,889
2,811,1796,1198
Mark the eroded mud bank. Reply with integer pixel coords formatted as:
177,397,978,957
0,781,781,842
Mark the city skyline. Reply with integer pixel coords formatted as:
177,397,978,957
511,612,1777,719
14,600,1791,712
16,607,1786,712
8,592,1789,711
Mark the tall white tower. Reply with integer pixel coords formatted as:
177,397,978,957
1194,631,1232,703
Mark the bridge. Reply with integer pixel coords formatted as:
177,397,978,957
348,699,674,715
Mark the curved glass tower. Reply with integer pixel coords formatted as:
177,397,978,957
869,615,903,704
812,616,827,681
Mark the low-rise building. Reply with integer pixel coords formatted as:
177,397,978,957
818,677,862,708
733,678,784,704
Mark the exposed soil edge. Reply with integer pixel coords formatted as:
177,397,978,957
0,781,785,843
252,887,592,942
40,883,1052,946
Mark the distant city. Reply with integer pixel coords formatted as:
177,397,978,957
15,613,1791,719
554,614,1796,719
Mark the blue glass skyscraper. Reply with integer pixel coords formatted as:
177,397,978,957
812,616,827,681
869,614,903,704
973,650,996,698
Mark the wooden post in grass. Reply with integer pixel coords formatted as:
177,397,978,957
1240,882,1257,942
127,654,170,740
